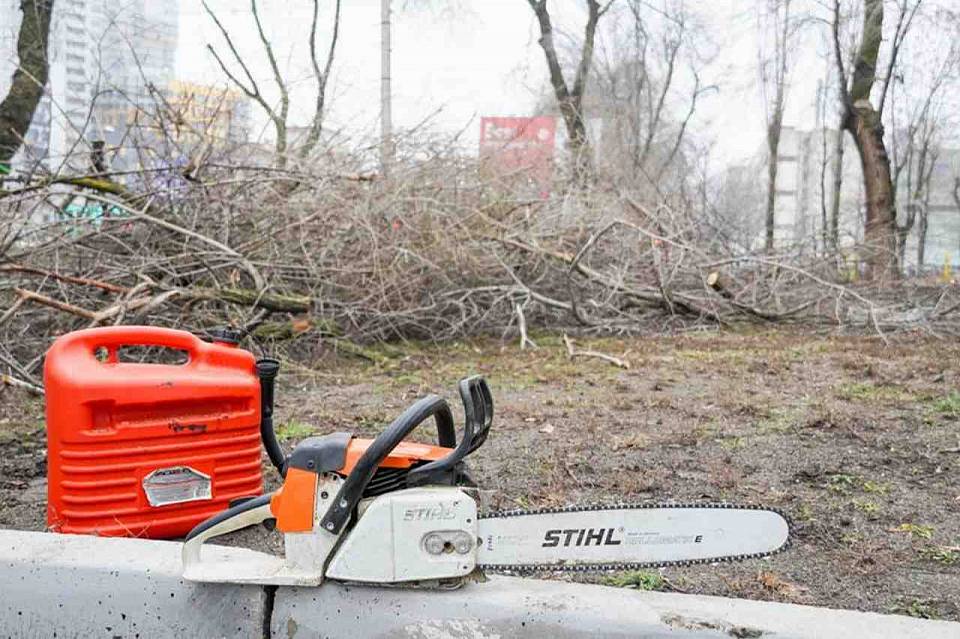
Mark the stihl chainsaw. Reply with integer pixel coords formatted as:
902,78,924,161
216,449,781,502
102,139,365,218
182,360,791,586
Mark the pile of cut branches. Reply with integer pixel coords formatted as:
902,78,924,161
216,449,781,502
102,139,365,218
2,147,958,391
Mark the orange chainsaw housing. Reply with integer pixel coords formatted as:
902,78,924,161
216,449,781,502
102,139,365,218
269,438,452,533
44,326,264,538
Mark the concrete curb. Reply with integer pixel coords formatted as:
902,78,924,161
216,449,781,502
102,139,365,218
0,530,265,638
2,530,958,638
272,575,960,639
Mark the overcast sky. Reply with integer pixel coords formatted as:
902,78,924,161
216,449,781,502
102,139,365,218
176,1,829,165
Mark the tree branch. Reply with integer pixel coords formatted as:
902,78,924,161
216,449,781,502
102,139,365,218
300,0,342,158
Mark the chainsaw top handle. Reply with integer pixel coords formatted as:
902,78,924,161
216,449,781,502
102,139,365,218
320,394,455,535
406,375,493,487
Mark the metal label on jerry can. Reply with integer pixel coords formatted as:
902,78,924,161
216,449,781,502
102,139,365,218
142,466,213,507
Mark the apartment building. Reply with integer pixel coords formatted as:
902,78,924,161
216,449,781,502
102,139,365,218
0,0,180,172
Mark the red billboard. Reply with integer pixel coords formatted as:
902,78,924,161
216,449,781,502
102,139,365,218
479,116,556,195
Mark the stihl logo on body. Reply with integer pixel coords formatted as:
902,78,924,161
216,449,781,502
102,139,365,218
542,528,622,547
403,504,457,521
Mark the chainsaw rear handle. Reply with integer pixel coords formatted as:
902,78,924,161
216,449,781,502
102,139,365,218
406,376,493,487
182,493,274,567
320,394,455,535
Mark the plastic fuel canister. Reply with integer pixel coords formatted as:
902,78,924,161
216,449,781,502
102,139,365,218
44,326,264,538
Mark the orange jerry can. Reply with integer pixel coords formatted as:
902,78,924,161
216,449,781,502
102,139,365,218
44,326,264,538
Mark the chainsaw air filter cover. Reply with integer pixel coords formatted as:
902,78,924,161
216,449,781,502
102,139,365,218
44,326,264,539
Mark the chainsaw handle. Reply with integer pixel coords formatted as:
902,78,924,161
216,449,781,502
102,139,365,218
182,494,274,569
320,394,454,535
406,376,493,487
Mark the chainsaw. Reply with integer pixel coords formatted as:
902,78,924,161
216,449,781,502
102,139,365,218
182,360,791,586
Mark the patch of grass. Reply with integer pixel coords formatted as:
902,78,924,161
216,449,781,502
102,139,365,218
840,533,863,546
389,372,424,386
852,499,880,516
893,523,934,540
861,480,889,495
795,503,816,523
719,436,744,450
756,407,799,434
352,411,390,428
917,545,960,565
892,599,941,620
836,382,912,403
827,473,858,494
929,391,960,418
274,421,316,442
603,570,665,590
674,348,749,368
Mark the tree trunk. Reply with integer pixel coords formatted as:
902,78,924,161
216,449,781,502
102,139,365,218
765,123,780,252
0,0,55,171
835,0,899,281
916,212,927,269
561,97,592,183
846,105,898,280
527,0,604,185
829,124,844,251
762,0,791,253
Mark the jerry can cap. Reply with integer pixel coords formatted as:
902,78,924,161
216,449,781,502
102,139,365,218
203,327,243,346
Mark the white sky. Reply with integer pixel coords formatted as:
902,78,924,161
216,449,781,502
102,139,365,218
175,1,831,165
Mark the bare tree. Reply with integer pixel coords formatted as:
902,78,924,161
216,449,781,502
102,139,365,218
830,0,920,280
203,0,341,169
525,0,614,183
759,0,794,253
591,0,708,188
891,93,942,271
0,0,55,172
886,9,960,272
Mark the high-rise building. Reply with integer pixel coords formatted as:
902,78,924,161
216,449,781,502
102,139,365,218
85,0,179,170
165,80,251,147
0,0,180,173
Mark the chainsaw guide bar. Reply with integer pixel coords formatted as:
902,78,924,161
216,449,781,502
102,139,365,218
475,502,793,573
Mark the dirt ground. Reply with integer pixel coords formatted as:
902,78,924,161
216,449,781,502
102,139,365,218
2,329,959,621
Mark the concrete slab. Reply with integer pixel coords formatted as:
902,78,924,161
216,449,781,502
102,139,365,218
272,575,960,639
3,530,958,639
0,530,265,638
639,588,960,639
272,575,704,639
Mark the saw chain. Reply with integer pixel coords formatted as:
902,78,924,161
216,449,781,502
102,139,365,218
476,501,795,573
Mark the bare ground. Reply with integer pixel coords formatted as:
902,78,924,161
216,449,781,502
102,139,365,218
2,329,959,620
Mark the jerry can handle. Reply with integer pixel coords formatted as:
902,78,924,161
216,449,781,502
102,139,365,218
59,326,206,363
